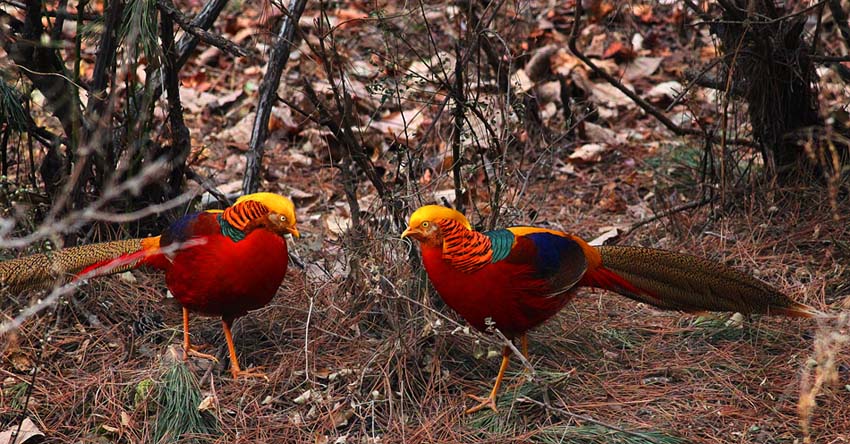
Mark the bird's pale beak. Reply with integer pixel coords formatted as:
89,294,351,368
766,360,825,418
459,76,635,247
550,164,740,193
287,226,301,238
401,227,415,239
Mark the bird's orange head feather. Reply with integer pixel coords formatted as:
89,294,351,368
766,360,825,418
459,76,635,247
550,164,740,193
402,205,471,246
236,192,300,238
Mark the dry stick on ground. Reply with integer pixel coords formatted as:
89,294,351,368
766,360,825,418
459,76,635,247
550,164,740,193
568,2,685,136
623,196,715,237
157,0,253,60
242,0,308,194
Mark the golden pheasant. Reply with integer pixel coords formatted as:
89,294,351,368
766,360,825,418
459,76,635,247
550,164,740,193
0,192,299,379
402,205,822,414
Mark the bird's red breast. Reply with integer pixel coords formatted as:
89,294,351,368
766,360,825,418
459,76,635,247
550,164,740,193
165,227,289,317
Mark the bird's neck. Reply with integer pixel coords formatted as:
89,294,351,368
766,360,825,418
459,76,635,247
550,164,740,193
424,220,493,273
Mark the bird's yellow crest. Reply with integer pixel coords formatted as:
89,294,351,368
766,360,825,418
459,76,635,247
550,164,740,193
407,205,472,230
237,192,296,221
236,192,299,237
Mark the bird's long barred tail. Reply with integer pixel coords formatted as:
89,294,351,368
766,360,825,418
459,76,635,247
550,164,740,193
0,239,145,293
587,246,823,318
222,200,269,231
439,219,493,273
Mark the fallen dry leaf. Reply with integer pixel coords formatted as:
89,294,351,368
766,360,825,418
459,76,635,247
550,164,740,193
589,82,634,108
371,110,427,140
198,395,216,412
569,143,608,164
0,418,43,444
646,80,683,101
622,56,663,82
179,88,220,114
588,227,621,246
597,182,627,213
325,213,352,237
583,122,625,145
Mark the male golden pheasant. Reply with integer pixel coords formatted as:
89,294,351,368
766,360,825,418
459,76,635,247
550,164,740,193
0,192,299,379
402,205,822,414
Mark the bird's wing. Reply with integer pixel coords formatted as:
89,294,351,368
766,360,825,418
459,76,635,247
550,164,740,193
159,200,272,246
441,223,590,294
498,227,589,296
159,212,219,246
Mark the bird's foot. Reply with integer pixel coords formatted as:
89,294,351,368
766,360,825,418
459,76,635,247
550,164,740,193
464,393,499,414
231,367,269,381
183,345,219,363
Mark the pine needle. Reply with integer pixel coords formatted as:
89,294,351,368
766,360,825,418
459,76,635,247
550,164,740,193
121,0,162,65
0,80,28,132
153,361,219,443
535,424,685,444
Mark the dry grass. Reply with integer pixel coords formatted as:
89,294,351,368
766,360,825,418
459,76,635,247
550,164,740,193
2,175,848,444
2,1,850,443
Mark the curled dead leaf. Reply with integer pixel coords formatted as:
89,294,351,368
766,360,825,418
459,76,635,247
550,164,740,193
588,227,621,246
0,418,43,444
198,395,216,412
568,143,608,164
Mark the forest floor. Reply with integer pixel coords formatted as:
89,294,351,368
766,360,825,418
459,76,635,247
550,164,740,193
2,1,849,443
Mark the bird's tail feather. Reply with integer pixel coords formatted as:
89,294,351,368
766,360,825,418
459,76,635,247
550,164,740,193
0,237,160,293
580,245,823,318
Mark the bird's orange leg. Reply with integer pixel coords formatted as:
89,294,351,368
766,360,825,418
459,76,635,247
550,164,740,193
182,307,218,362
465,345,511,414
222,317,267,380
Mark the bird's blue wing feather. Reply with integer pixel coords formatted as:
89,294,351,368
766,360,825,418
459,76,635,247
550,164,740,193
495,230,588,295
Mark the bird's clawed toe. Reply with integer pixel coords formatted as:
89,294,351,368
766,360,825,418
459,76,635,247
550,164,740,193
464,393,499,414
184,346,219,363
231,366,268,381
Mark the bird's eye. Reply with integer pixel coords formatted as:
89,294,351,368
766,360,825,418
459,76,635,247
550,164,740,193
421,221,430,228
279,215,287,222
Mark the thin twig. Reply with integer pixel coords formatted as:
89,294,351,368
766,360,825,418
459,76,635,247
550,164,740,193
186,168,232,206
451,41,466,212
147,0,231,101
491,327,535,379
518,396,667,444
568,2,755,147
623,196,715,237
157,0,253,59
666,58,723,112
304,295,313,383
569,2,689,136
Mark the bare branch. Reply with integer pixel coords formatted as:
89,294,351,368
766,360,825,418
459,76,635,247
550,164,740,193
157,0,253,59
242,0,309,194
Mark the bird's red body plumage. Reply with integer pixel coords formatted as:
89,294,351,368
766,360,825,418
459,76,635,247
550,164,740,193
420,243,574,337
163,226,289,318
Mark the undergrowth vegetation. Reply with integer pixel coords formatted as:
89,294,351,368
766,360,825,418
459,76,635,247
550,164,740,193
1,0,849,443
